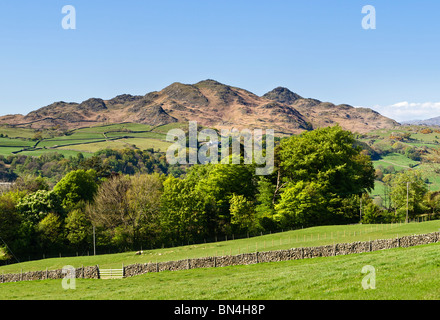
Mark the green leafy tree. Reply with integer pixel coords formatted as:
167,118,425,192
388,170,428,221
37,213,63,251
86,173,164,249
0,190,26,259
126,173,164,247
189,162,258,234
255,177,278,231
16,190,62,224
277,125,375,195
274,125,375,227
160,175,210,243
229,194,258,234
274,181,328,228
65,209,91,250
53,169,98,211
425,191,440,218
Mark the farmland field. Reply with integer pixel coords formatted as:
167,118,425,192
0,220,438,274
0,123,174,157
1,240,440,300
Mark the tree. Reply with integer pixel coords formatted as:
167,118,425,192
12,175,49,193
190,162,258,234
277,125,375,195
86,175,132,249
65,209,91,251
274,125,375,227
425,191,440,218
37,213,63,252
274,181,328,228
16,190,63,224
126,173,164,247
53,169,98,211
160,175,210,243
229,194,257,234
86,173,164,249
255,177,278,231
388,170,428,221
0,191,26,258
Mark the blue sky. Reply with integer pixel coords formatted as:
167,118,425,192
1,1,440,122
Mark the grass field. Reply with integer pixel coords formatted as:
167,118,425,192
1,241,440,300
373,152,419,170
1,220,439,274
0,123,175,157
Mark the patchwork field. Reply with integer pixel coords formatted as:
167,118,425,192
0,123,184,157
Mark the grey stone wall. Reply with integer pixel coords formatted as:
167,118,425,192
122,232,440,278
2,232,440,284
0,265,99,284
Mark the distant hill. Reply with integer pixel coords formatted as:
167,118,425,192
402,116,440,126
0,79,399,134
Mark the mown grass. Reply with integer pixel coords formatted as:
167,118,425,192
1,220,439,275
1,242,440,300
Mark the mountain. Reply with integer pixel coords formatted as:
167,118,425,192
262,87,303,104
0,80,398,134
402,116,440,126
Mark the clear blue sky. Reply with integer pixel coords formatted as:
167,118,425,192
1,1,440,121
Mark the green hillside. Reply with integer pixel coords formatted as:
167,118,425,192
1,241,440,300
1,220,438,274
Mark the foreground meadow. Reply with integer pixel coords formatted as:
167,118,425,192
1,238,440,300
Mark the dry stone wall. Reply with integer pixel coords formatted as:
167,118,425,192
0,265,99,284
2,232,440,284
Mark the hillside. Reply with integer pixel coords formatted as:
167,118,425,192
0,80,398,135
1,220,437,274
2,243,440,300
1,221,440,300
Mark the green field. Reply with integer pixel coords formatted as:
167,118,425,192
357,126,440,198
1,220,439,274
1,241,440,300
0,123,175,157
373,152,419,170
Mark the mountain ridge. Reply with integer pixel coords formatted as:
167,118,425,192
402,116,440,126
0,80,399,134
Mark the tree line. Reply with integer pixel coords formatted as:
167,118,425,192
0,126,438,262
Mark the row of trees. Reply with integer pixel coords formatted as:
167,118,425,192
0,126,437,262
0,148,185,184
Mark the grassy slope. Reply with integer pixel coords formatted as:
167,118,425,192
1,242,440,300
1,220,439,274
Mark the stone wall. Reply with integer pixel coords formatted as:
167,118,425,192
2,232,440,284
0,265,99,284
122,232,440,278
